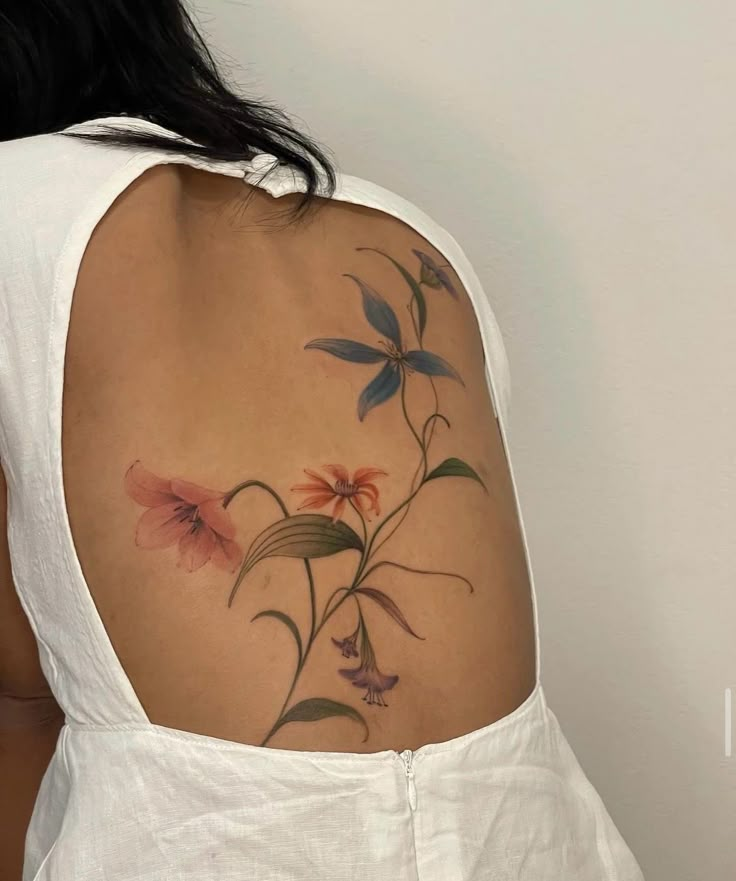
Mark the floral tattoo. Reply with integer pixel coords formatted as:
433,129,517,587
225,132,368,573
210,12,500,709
125,247,486,746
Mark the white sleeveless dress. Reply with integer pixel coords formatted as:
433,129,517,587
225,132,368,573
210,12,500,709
0,117,645,881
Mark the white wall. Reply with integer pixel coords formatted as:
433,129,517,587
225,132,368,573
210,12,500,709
194,2,736,877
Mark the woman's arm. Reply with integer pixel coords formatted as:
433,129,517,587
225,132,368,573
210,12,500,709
0,463,65,881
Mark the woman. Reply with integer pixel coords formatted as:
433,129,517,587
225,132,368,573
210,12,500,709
0,2,644,879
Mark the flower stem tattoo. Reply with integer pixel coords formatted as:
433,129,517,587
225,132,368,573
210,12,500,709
124,248,487,746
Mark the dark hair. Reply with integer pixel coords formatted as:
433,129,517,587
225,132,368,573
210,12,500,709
0,0,337,220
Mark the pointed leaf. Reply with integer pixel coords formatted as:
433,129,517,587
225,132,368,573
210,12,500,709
357,361,401,421
425,457,486,489
251,610,303,665
354,587,424,639
305,338,386,363
241,514,363,579
344,274,402,349
271,697,369,742
403,350,464,385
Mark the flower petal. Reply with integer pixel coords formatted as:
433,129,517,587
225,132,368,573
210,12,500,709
358,482,380,498
197,498,237,540
304,338,386,363
352,467,387,485
357,361,401,421
210,536,244,573
331,496,347,523
435,268,459,298
332,635,359,658
402,350,464,385
323,464,350,483
344,274,403,350
413,249,441,287
295,493,336,510
170,479,225,505
124,460,176,507
353,487,380,517
355,484,380,515
338,664,399,693
302,469,335,490
352,492,368,513
178,526,217,572
291,481,333,493
135,502,191,549
412,249,459,298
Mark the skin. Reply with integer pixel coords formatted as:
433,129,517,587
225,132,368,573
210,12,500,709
1,163,536,865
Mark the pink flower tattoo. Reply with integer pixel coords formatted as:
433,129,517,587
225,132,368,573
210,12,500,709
124,460,243,573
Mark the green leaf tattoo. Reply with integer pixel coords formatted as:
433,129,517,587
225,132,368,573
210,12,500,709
354,586,424,639
425,457,487,490
268,697,369,743
251,610,304,666
241,514,363,576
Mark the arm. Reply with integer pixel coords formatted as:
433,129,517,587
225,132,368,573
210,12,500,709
0,462,65,881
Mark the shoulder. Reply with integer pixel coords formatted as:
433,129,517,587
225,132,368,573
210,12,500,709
0,128,138,279
0,128,92,188
327,170,512,424
0,126,136,216
333,171,497,330
0,128,65,165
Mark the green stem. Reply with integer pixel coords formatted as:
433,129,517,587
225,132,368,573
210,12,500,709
260,372,439,740
260,585,363,746
372,303,443,556
259,503,368,745
399,366,426,463
255,283,439,741
319,586,352,629
359,371,429,567
221,480,319,746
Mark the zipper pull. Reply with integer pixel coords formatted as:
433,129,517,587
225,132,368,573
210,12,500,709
399,749,418,811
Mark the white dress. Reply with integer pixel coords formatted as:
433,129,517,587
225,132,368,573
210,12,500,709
0,116,645,880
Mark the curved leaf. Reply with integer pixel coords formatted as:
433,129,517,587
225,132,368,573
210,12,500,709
304,338,386,363
354,587,424,639
271,697,369,742
359,560,474,594
251,610,303,665
425,457,486,490
242,514,363,578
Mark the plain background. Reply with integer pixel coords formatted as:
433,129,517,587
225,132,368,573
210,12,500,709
194,2,735,878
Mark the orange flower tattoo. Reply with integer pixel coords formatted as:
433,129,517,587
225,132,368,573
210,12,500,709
291,464,387,523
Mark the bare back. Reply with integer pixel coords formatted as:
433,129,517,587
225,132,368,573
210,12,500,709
61,164,536,753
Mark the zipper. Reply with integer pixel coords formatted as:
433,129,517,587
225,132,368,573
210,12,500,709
398,748,418,811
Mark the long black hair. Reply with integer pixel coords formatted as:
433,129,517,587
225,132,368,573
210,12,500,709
0,0,337,219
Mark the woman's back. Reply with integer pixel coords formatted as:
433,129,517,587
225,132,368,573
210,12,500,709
62,151,537,753
0,119,645,881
